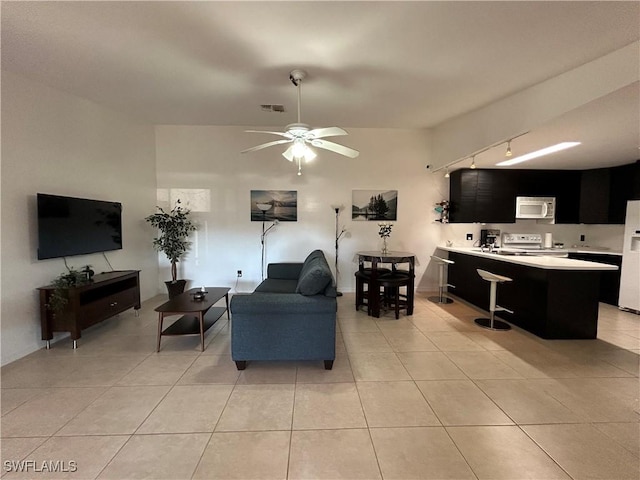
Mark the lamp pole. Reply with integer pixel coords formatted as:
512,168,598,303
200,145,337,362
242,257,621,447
332,205,346,296
256,203,274,281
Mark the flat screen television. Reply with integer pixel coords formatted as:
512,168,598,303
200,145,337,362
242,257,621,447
37,193,123,260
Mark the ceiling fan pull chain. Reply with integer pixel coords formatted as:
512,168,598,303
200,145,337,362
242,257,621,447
297,157,302,176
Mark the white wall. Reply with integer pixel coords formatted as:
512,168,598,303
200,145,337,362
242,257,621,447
1,71,158,365
155,125,447,294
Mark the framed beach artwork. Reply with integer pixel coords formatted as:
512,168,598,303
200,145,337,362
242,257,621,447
352,189,398,221
250,190,298,221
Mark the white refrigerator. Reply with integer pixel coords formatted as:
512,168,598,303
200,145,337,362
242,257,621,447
619,200,640,313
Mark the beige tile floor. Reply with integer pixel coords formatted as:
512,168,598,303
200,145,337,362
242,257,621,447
1,292,638,479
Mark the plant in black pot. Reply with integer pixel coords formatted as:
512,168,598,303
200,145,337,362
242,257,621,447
145,200,197,298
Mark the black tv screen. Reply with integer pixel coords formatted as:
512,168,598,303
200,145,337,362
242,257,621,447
37,193,123,260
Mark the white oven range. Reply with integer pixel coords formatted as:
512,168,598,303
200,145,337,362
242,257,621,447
501,233,569,257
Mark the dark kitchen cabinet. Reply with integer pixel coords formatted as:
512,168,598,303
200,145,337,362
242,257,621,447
448,162,638,224
578,161,640,224
449,168,578,224
512,169,580,224
631,160,640,199
447,251,600,339
568,252,622,306
579,168,610,224
546,170,580,224
449,169,479,223
449,169,517,223
609,163,637,224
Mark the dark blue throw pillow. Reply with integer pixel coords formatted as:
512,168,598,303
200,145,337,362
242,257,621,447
296,250,332,295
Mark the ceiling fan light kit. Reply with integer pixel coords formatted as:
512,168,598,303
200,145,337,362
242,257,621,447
242,69,359,175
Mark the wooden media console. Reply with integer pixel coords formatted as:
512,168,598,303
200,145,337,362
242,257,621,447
38,270,141,348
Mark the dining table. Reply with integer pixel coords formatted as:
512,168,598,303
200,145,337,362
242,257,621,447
355,250,418,318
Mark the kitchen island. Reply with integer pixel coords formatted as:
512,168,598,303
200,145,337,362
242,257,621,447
437,247,618,339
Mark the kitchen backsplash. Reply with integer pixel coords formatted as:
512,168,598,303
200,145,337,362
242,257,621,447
441,221,624,252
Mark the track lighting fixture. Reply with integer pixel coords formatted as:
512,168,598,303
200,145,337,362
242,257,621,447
430,131,528,177
505,140,512,157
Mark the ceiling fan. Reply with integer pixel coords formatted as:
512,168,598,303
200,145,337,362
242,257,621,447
241,69,360,175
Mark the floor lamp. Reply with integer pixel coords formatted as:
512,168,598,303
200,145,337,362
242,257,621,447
257,203,278,281
331,205,346,296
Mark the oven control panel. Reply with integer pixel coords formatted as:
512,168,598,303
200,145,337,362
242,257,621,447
502,233,542,246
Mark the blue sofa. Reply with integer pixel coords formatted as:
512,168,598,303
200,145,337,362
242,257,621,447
229,250,337,370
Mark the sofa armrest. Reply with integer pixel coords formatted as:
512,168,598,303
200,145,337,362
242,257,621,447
230,292,336,315
267,263,303,280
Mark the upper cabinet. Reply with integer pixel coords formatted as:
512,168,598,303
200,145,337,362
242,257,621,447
580,161,640,224
449,169,517,223
579,168,610,224
448,161,639,224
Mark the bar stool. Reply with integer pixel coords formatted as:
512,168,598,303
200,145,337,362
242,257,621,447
474,269,513,331
355,267,391,314
377,272,413,319
428,256,455,304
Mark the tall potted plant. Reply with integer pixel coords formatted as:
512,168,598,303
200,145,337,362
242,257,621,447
145,200,197,298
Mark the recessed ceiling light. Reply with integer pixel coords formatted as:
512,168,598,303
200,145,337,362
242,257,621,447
496,142,581,166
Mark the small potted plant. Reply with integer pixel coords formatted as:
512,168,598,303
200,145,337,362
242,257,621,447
46,268,87,316
145,200,197,298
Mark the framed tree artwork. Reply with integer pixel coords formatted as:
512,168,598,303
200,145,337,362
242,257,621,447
352,190,398,221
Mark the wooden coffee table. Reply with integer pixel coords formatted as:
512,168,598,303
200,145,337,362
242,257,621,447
155,287,230,352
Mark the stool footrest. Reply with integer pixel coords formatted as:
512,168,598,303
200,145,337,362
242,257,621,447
495,305,513,314
446,284,456,289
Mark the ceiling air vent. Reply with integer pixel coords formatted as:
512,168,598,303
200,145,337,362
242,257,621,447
260,104,286,113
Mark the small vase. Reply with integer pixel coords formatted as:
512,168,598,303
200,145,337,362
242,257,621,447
381,237,389,255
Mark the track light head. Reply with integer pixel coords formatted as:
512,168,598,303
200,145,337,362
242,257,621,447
505,140,512,157
470,156,476,169
444,167,450,178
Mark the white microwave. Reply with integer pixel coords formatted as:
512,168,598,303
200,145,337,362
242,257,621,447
515,196,556,222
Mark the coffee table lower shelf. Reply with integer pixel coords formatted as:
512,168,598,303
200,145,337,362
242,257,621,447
161,306,227,336
155,287,230,352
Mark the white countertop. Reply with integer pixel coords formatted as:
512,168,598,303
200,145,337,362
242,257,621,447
568,248,623,256
438,247,619,271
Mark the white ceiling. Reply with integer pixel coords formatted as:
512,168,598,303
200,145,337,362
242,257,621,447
2,1,639,169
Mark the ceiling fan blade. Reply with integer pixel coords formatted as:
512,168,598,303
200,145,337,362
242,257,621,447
245,130,293,139
310,139,360,158
241,139,292,154
306,127,348,139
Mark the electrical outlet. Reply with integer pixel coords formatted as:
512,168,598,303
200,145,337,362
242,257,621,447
237,270,242,278
466,233,473,241
580,234,585,242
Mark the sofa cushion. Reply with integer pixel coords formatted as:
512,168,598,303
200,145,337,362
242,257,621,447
296,250,333,296
267,263,303,280
255,278,298,294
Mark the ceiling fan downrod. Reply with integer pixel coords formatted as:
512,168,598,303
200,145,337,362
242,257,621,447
289,69,306,124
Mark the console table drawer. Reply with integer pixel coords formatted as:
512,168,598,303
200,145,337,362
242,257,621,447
81,289,137,326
